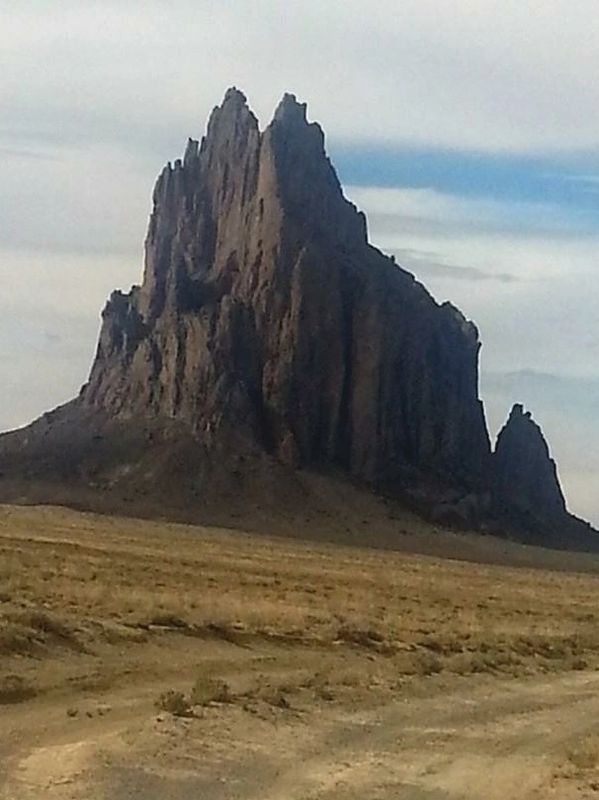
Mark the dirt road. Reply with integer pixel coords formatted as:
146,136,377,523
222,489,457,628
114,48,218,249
3,669,599,799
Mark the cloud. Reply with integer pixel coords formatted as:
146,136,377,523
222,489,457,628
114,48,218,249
560,174,599,194
483,369,599,433
485,368,599,399
346,185,595,241
483,370,599,445
560,174,599,184
0,249,139,319
0,142,152,255
0,248,141,433
333,145,599,217
392,248,519,283
0,146,60,161
2,1,599,155
558,471,599,525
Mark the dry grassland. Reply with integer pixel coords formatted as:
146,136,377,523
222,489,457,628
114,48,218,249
3,502,599,701
5,504,599,798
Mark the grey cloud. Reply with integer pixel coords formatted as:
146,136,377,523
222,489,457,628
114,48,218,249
484,369,599,417
0,146,61,162
0,142,152,256
3,1,599,154
394,248,520,283
0,106,185,164
366,210,595,242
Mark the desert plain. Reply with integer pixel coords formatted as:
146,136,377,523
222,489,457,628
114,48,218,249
3,502,599,798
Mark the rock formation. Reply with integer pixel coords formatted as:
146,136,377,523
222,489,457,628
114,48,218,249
493,404,566,520
81,88,490,490
0,88,595,548
488,404,592,542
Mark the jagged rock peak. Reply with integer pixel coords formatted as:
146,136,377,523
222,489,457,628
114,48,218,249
215,86,253,121
183,137,199,165
493,403,567,524
273,92,308,124
222,85,248,105
81,86,491,491
203,87,259,146
204,88,314,142
440,302,480,345
498,404,550,448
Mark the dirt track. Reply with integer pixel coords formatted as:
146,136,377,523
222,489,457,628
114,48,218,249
3,670,599,799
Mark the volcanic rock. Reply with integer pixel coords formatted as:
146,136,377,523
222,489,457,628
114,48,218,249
493,404,567,522
0,88,595,548
81,87,490,489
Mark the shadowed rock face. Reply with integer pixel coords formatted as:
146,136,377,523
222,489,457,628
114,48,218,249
0,88,595,547
492,404,568,525
82,88,490,489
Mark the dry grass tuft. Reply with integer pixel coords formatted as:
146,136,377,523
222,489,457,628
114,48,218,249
0,609,82,656
155,690,193,717
336,625,389,651
0,674,36,705
568,736,599,771
190,675,233,706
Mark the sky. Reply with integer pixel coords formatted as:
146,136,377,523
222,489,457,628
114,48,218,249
2,1,599,524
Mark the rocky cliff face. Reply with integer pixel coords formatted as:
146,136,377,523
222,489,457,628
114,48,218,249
0,88,594,547
81,88,490,490
491,404,569,531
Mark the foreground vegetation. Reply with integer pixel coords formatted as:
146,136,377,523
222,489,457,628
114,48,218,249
3,503,599,704
5,504,599,798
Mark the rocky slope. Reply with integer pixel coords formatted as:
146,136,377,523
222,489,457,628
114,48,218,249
0,88,594,548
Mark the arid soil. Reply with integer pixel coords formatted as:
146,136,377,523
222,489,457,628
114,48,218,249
3,504,599,798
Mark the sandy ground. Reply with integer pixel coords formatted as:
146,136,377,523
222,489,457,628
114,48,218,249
3,667,599,798
4,504,599,798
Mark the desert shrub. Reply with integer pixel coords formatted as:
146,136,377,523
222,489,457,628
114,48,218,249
8,610,82,650
24,611,71,636
147,613,189,630
568,736,599,771
269,691,290,709
570,656,588,671
190,675,232,706
415,650,444,676
0,623,37,656
100,622,148,645
155,690,192,717
336,625,386,650
0,674,37,704
418,634,465,656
